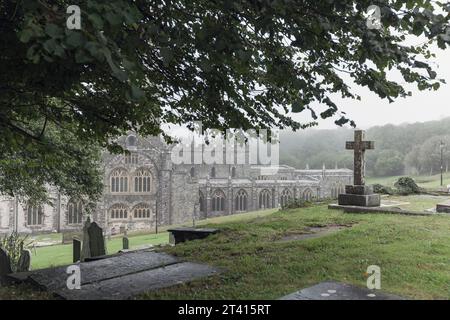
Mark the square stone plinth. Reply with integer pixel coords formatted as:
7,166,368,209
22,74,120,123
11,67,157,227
345,185,374,195
338,194,381,207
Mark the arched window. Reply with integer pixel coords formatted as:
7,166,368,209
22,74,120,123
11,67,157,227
27,204,43,226
259,189,271,209
211,167,216,178
110,169,129,193
231,167,236,178
133,203,151,219
67,199,83,224
134,169,151,193
110,204,128,220
212,189,225,212
199,191,205,213
190,167,195,177
303,188,313,201
126,135,137,148
235,189,247,212
280,189,292,207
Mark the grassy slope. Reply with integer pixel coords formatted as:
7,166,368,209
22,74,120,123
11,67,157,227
367,172,450,190
30,209,277,270
140,205,450,300
3,205,450,300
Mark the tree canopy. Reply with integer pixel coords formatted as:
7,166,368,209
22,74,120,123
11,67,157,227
1,0,450,201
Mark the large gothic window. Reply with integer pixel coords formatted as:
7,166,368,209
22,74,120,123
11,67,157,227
110,169,129,193
231,167,236,178
68,199,83,224
211,167,216,178
280,189,292,207
133,203,151,219
27,204,44,226
134,169,152,193
235,189,247,212
212,189,225,212
259,189,271,209
110,204,128,220
303,188,313,201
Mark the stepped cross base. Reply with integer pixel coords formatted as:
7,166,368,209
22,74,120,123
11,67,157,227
338,185,381,207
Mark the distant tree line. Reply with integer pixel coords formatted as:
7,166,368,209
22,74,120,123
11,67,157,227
280,118,450,177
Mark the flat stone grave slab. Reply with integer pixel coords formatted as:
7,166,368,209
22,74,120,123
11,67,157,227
55,262,219,300
328,204,433,216
280,281,405,300
8,250,221,300
436,200,450,213
168,227,219,244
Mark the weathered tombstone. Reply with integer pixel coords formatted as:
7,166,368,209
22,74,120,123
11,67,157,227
73,238,81,263
88,222,106,257
17,249,31,272
0,247,12,276
122,237,129,250
338,130,380,207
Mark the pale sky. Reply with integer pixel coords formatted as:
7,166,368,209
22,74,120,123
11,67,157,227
165,42,450,138
294,47,450,130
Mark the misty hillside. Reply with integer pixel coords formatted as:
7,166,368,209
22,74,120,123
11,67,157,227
280,117,450,177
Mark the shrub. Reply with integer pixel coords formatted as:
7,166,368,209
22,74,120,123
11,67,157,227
373,184,395,195
0,232,33,273
394,177,422,195
281,199,312,210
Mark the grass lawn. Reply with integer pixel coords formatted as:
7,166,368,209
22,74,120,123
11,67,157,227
2,204,450,300
138,204,450,300
29,208,277,270
30,232,169,270
367,172,450,190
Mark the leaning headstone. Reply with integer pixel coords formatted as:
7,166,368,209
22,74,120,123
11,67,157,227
17,249,31,272
122,237,129,250
88,222,106,257
0,247,12,276
73,238,81,263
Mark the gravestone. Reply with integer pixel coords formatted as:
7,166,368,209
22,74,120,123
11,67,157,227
436,200,450,213
122,237,129,250
88,222,106,257
73,238,81,263
81,218,106,261
0,247,12,276
17,249,31,272
168,227,219,245
338,130,380,207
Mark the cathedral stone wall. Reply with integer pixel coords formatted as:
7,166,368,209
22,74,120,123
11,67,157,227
0,134,353,235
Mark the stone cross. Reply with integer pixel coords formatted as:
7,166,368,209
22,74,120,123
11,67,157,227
346,130,375,185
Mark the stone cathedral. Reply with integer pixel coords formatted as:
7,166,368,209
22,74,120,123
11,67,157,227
0,134,352,235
